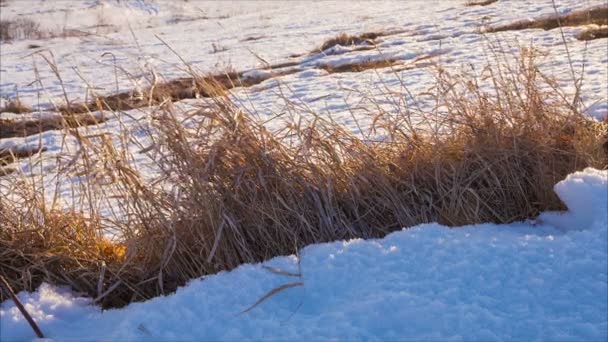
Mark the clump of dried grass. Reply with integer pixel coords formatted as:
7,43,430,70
320,58,398,73
487,5,608,33
0,187,129,308
576,25,608,40
1,48,606,308
0,18,41,41
315,31,384,53
0,98,31,114
465,0,498,6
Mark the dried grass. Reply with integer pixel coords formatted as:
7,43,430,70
0,113,107,138
487,5,608,33
466,0,498,6
315,32,384,53
0,98,31,114
0,18,41,41
1,48,606,309
576,25,608,40
320,58,399,73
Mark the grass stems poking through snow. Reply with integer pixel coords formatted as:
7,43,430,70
576,26,608,41
0,19,42,41
314,32,383,53
1,49,606,308
465,0,498,6
486,5,608,33
0,98,32,114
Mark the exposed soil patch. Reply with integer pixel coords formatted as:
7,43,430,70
0,113,107,139
466,0,498,6
320,58,399,73
576,25,608,40
486,6,608,33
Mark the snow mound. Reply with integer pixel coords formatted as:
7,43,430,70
538,167,608,231
1,168,607,341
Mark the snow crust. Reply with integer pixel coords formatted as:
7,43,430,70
2,168,606,341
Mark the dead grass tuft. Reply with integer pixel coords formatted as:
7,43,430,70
576,25,608,40
466,0,498,6
315,32,384,53
0,146,47,166
320,58,399,73
487,5,608,33
0,196,129,308
0,18,41,41
0,113,107,138
0,18,90,42
59,67,299,114
0,98,32,114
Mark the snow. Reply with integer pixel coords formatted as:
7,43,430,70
2,168,607,341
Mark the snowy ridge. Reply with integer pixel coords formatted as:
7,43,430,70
1,168,606,341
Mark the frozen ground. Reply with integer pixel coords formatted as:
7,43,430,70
1,168,607,341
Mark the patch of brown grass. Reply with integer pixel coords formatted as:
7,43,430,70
0,18,90,42
0,198,130,308
60,67,300,114
1,49,606,308
320,58,399,73
0,18,41,41
487,5,608,33
0,146,47,166
0,113,107,138
315,31,384,53
466,0,498,6
576,25,608,40
0,98,31,114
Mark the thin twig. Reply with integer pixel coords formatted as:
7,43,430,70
0,275,45,339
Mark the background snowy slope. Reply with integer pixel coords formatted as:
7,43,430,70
2,168,606,341
1,0,606,118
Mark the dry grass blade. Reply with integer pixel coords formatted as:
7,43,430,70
262,266,301,277
0,275,45,338
239,282,304,315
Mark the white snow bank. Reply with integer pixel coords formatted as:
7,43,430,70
1,168,607,341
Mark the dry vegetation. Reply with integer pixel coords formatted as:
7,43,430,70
487,6,608,33
1,47,606,308
0,113,107,139
576,25,608,40
0,18,42,41
466,0,498,7
0,98,31,114
0,146,47,166
320,58,399,73
314,32,384,53
0,18,90,42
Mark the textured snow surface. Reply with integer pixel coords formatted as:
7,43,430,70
2,168,606,341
